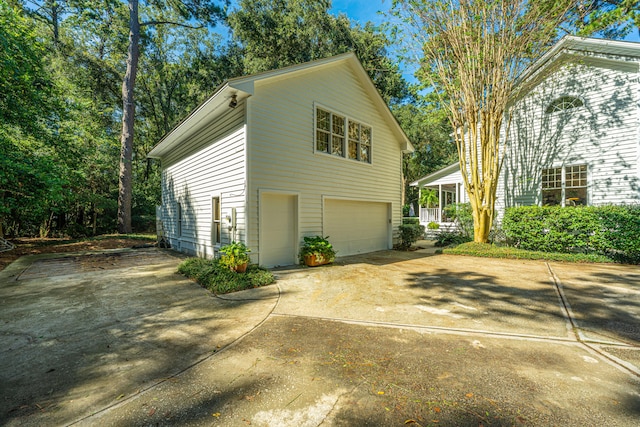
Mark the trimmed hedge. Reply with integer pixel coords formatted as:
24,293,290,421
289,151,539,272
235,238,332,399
444,242,614,263
502,205,640,264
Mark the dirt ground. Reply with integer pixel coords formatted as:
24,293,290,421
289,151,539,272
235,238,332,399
0,236,156,272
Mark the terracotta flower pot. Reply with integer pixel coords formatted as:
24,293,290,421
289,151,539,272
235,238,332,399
303,254,328,267
233,262,248,273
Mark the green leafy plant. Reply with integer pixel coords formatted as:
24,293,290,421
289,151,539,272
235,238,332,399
219,241,251,271
397,219,425,250
427,221,440,230
435,230,472,247
178,258,274,294
443,203,474,238
299,236,336,265
419,189,438,208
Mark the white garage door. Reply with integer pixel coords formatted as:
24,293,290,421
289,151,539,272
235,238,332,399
324,199,390,257
261,193,297,268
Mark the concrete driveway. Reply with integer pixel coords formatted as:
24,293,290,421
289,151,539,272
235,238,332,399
1,248,639,426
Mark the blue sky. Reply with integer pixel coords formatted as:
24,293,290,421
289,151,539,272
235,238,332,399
330,0,389,26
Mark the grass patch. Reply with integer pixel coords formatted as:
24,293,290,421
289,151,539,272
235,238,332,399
178,257,275,294
443,242,615,263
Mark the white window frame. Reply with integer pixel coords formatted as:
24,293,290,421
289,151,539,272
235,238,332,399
541,164,588,207
545,95,584,114
212,196,221,246
314,103,372,164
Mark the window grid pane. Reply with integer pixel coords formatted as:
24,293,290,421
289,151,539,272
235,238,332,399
331,136,344,156
316,130,329,152
566,164,587,188
316,107,370,163
542,167,562,189
317,108,330,131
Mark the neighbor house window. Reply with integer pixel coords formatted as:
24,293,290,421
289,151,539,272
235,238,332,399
545,96,584,114
177,202,183,236
542,164,588,206
212,196,221,245
316,106,371,163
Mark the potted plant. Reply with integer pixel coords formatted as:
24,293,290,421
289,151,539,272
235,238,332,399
299,236,336,267
219,241,251,273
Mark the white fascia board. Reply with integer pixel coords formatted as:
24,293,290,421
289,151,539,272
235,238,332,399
410,163,460,186
517,36,640,89
148,84,253,159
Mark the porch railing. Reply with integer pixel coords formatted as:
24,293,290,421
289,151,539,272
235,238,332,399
419,207,440,224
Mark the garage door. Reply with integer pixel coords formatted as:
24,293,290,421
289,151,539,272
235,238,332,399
324,199,390,257
261,193,297,267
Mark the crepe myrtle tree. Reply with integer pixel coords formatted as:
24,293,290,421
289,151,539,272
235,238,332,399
392,0,576,243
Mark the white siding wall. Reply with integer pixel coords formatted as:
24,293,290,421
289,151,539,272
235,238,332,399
497,57,640,216
246,63,404,261
159,105,246,257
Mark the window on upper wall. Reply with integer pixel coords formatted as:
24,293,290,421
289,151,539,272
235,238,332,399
542,164,588,206
315,106,371,163
545,96,584,114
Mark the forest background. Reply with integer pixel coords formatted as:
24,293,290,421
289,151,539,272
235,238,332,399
1,0,637,238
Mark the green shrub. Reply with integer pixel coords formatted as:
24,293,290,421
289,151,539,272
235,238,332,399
397,222,425,249
443,242,614,263
443,203,474,238
503,205,640,264
402,217,420,225
427,221,440,230
178,258,275,294
434,230,472,247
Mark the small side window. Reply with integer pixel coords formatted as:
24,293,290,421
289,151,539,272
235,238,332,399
212,196,221,245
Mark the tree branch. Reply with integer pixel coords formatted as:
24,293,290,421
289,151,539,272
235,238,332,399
141,20,205,29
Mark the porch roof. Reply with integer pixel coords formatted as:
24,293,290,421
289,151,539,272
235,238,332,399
410,163,462,187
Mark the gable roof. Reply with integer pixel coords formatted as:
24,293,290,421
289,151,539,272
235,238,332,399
148,52,413,159
410,163,460,187
516,36,640,91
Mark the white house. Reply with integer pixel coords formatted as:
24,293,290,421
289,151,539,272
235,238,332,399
412,36,640,228
148,53,413,267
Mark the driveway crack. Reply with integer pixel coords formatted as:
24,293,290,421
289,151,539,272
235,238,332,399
546,262,640,379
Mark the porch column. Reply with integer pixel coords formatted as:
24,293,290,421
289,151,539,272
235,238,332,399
456,182,459,205
438,184,442,222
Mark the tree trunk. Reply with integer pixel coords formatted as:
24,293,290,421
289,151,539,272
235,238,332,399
117,0,140,234
472,207,492,243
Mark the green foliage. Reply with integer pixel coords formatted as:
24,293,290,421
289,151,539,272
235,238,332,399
402,217,420,225
427,221,440,230
443,203,474,238
503,205,640,264
443,242,614,264
228,0,409,104
219,241,251,269
299,236,336,264
178,257,275,294
395,100,456,209
419,188,439,208
434,231,472,248
397,223,425,249
573,0,640,39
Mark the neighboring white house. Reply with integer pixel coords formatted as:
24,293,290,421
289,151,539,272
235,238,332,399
148,53,413,267
412,36,640,228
